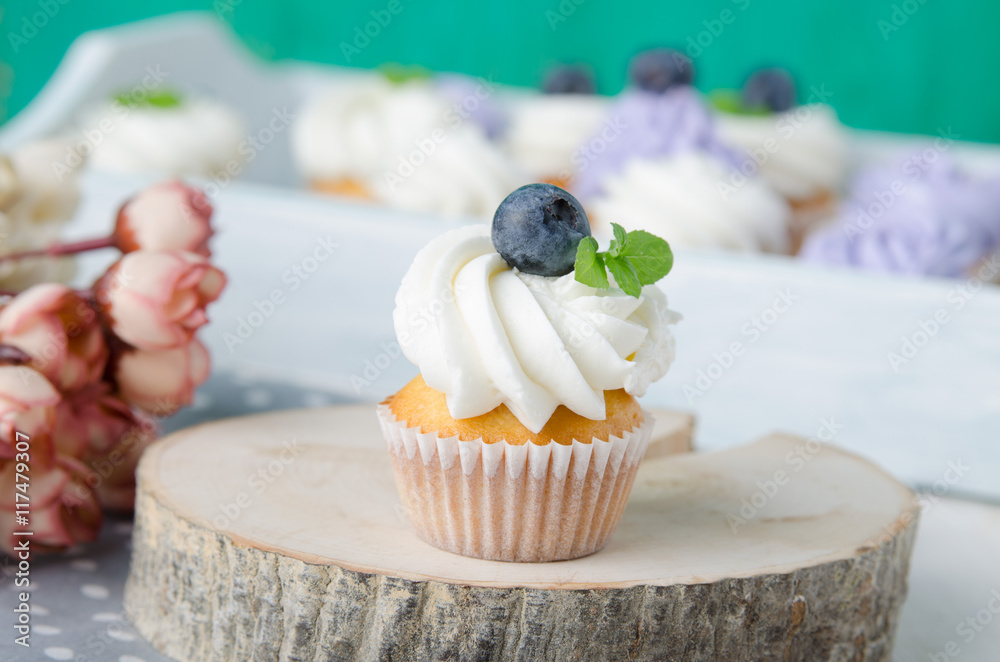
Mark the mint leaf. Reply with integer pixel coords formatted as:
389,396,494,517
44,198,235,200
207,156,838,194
622,230,674,285
379,63,432,84
605,254,642,298
147,91,182,108
574,236,609,289
573,225,673,298
707,89,772,116
611,222,628,248
114,90,182,109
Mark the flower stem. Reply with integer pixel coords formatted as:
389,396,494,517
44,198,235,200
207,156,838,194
0,236,116,262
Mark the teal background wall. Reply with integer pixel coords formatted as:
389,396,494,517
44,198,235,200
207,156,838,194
1,0,997,142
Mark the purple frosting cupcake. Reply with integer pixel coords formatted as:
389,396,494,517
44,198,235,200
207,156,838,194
436,74,507,140
800,154,1000,278
573,49,740,200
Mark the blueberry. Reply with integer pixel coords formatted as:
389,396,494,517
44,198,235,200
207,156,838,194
743,68,797,113
492,184,591,277
629,48,694,94
542,64,596,95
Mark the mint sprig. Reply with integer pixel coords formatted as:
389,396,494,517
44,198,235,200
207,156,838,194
379,63,432,84
707,89,772,117
574,223,673,298
114,90,183,109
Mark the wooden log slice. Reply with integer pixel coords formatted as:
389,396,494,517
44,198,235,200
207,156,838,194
125,405,917,661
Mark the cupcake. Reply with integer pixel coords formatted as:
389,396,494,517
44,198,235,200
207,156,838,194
293,75,524,218
0,139,84,289
371,124,526,218
79,90,247,178
381,184,680,562
573,50,790,252
590,152,790,253
800,153,1000,277
503,64,609,188
713,68,849,250
435,73,508,140
572,49,742,202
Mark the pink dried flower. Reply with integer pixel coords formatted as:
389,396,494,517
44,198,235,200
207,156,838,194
115,338,210,416
96,250,225,350
0,284,107,392
114,180,214,257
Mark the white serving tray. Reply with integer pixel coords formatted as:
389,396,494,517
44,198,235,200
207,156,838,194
60,170,1000,505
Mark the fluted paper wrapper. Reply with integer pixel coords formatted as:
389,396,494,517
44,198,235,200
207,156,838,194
377,404,652,563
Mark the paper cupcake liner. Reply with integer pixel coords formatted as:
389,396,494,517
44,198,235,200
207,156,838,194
377,404,652,563
788,189,838,255
310,177,372,200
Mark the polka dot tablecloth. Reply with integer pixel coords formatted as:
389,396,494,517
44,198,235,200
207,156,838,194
0,370,352,662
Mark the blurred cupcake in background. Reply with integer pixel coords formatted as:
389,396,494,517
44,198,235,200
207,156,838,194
0,139,85,289
371,125,524,218
503,64,608,188
78,90,248,179
590,152,790,253
578,48,790,253
573,48,741,201
712,68,849,251
800,153,1000,278
293,70,526,219
435,72,508,141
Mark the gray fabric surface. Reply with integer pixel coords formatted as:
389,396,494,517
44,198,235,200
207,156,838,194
0,370,352,662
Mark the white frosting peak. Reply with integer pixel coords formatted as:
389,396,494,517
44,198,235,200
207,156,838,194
715,104,848,200
591,152,791,253
394,226,679,433
504,94,608,179
371,125,525,218
293,78,447,182
295,79,526,218
82,98,247,177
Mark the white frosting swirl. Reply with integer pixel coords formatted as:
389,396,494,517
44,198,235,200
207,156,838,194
503,94,608,179
715,104,848,201
293,78,447,182
372,125,526,218
295,78,526,218
394,225,679,433
82,98,247,177
590,152,790,253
